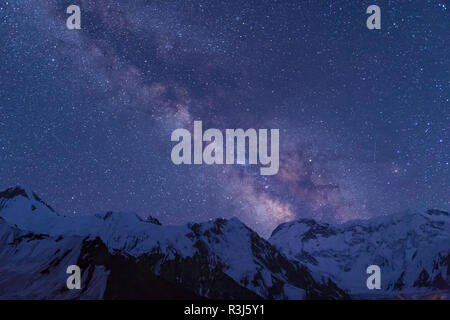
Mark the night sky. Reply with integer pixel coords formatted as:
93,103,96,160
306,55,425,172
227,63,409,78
1,0,449,237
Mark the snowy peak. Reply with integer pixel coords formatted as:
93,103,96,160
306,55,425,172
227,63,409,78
0,185,56,214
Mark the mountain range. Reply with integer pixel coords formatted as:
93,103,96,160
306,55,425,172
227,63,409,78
0,186,448,299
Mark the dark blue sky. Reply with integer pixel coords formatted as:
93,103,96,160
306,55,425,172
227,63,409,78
0,0,449,236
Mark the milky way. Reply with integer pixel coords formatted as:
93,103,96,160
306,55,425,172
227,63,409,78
0,0,449,237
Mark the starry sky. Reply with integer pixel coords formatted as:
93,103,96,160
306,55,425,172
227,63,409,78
0,0,449,237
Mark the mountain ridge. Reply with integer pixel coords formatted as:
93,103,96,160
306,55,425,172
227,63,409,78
0,185,348,300
269,209,449,298
1,185,448,299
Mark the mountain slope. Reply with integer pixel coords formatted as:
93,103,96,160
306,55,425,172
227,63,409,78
269,210,450,298
0,186,347,300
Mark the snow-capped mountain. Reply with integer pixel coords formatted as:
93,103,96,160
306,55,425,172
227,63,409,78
0,186,347,300
269,210,450,298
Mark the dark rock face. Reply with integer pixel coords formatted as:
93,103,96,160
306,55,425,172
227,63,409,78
413,253,450,290
427,209,449,217
76,237,201,300
140,247,263,300
0,186,29,200
0,187,29,211
145,216,162,226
